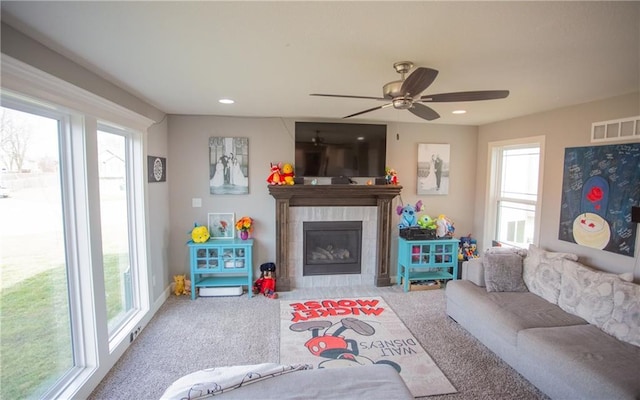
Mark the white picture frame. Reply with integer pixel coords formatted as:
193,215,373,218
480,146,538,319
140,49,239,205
208,213,235,239
417,143,450,195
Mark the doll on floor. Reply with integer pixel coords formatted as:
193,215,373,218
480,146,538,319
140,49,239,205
253,262,278,299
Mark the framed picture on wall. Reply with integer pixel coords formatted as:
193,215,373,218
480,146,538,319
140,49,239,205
147,156,166,183
417,143,450,195
209,137,249,195
558,143,640,257
208,213,235,239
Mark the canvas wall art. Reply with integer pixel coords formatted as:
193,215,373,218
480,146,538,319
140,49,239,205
209,137,249,195
558,143,640,257
417,143,450,195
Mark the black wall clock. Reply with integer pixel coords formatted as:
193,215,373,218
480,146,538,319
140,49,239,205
147,156,166,183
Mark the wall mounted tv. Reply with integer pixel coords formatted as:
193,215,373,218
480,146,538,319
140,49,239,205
295,122,387,178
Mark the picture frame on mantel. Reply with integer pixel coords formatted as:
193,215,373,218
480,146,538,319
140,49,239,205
417,143,450,195
209,137,249,195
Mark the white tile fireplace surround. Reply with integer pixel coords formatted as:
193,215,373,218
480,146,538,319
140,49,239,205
289,207,377,288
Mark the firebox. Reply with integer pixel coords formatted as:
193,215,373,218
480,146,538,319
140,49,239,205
303,221,362,276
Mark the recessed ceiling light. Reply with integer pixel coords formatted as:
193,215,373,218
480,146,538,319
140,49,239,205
357,136,365,141
452,110,466,114
219,98,235,104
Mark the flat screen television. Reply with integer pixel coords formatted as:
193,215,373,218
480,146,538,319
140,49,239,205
295,122,387,178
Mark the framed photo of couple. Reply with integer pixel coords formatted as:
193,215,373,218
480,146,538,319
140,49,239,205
209,137,249,195
417,143,450,195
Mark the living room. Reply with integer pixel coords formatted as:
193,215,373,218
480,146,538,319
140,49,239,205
1,2,639,399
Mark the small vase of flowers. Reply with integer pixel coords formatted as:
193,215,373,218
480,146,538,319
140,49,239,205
235,216,254,240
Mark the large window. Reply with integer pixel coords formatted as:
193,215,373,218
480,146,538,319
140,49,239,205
97,127,135,335
485,137,544,249
1,57,151,399
0,106,74,399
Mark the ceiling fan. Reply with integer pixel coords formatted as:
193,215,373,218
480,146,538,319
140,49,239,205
310,61,509,121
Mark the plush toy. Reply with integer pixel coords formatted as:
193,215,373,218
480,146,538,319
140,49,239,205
253,262,278,299
385,167,399,185
267,162,283,185
190,223,210,243
281,163,295,185
396,200,424,229
173,274,187,296
436,214,455,238
417,214,437,230
184,279,192,295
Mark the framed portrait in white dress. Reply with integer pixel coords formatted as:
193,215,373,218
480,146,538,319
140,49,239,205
417,143,450,195
209,137,249,195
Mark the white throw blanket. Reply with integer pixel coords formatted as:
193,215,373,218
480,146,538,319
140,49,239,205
160,363,312,400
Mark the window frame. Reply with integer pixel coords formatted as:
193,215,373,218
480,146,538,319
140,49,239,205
484,136,545,251
1,55,153,399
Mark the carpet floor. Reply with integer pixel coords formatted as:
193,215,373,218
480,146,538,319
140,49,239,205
89,285,549,400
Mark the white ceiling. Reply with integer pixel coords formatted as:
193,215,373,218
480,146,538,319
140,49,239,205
1,1,639,126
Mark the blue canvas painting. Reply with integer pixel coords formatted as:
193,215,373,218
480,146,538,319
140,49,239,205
559,143,640,257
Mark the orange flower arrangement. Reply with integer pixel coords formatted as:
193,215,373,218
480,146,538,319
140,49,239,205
235,216,254,234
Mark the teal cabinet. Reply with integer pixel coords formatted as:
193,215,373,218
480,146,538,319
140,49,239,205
187,239,253,299
397,237,459,292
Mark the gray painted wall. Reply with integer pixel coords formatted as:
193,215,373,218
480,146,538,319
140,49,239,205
167,116,478,283
477,92,640,280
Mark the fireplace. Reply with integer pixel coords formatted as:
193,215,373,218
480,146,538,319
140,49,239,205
268,184,402,290
303,221,362,276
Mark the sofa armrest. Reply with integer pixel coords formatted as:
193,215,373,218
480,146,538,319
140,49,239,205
461,258,485,287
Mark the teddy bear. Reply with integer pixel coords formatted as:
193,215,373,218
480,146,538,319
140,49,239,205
281,163,295,185
173,274,187,296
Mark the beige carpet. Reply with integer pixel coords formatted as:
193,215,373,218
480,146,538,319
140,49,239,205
280,296,457,397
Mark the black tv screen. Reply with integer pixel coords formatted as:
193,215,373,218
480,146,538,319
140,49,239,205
295,122,387,178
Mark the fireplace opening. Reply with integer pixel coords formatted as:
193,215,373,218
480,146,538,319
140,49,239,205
303,221,362,276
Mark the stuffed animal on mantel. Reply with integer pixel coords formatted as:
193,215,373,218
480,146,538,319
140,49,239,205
397,200,424,229
266,162,283,185
281,163,295,185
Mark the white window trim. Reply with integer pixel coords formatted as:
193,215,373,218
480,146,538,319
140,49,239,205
1,55,153,400
484,135,545,251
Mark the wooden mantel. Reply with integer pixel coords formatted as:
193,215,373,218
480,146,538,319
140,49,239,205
268,184,402,291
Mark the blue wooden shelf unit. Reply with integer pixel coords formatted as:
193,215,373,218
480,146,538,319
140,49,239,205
397,237,459,292
187,239,254,299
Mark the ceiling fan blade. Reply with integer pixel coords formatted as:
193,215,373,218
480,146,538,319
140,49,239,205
409,103,440,121
400,67,439,97
310,93,386,101
420,90,510,102
343,103,392,119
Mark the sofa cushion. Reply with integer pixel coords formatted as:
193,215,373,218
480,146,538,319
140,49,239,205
517,324,640,399
523,244,578,304
602,279,640,347
446,280,586,347
558,259,620,328
484,252,528,292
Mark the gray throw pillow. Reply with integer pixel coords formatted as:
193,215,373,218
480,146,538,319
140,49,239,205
484,253,528,292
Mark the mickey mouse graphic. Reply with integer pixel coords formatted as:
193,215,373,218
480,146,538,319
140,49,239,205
289,317,401,372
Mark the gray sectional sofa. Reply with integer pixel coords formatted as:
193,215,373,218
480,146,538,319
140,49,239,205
446,245,640,400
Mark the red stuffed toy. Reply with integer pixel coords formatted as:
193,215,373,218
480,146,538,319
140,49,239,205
266,163,283,185
253,262,278,299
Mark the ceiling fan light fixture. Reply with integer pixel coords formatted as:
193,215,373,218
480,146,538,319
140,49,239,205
392,98,413,110
310,61,509,122
218,98,235,104
452,110,467,114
